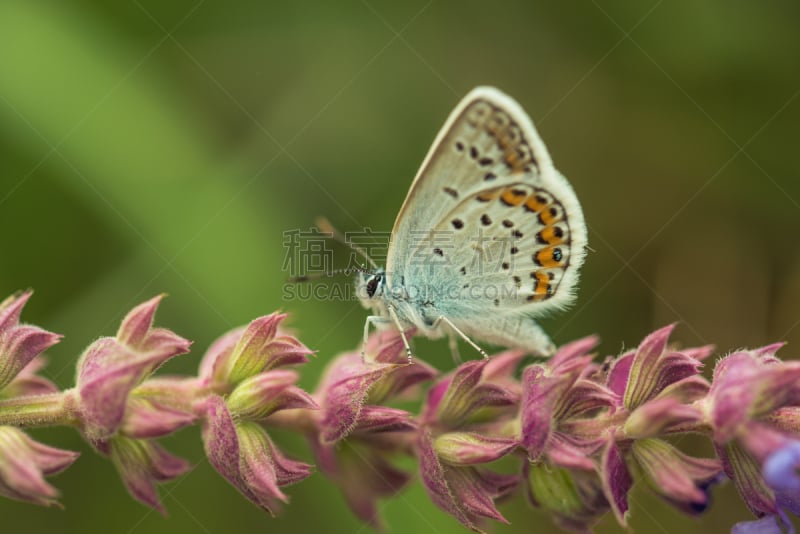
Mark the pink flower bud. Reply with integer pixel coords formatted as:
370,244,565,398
600,435,633,526
108,435,190,514
416,352,524,531
520,336,615,469
424,359,517,428
120,396,196,439
0,291,61,392
630,438,720,507
315,332,432,445
709,350,800,449
418,430,517,531
619,324,706,410
0,356,58,399
317,356,404,445
200,395,311,515
594,326,724,525
310,331,429,527
624,397,703,439
75,296,191,442
227,370,318,421
717,441,778,519
433,432,517,465
199,314,312,390
0,426,78,507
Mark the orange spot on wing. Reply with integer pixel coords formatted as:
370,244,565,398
535,247,563,269
525,195,547,213
500,188,527,206
538,207,558,226
538,226,564,246
477,190,499,202
530,270,550,301
504,149,528,173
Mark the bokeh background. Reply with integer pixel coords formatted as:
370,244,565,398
1,1,799,532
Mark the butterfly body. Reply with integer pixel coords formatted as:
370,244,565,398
357,87,587,360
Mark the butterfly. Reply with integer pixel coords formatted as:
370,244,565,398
355,86,587,362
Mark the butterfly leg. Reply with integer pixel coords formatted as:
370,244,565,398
433,315,488,359
386,304,414,363
362,315,392,362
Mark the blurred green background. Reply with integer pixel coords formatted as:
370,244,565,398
1,1,799,532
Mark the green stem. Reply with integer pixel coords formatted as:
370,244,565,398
0,390,77,427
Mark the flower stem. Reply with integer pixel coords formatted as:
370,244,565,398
0,390,77,427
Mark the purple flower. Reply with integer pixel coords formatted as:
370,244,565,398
732,515,785,534
308,330,434,528
0,291,61,392
731,440,800,533
418,351,523,532
0,426,79,507
600,325,720,525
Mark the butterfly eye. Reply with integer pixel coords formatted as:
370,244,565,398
366,275,381,298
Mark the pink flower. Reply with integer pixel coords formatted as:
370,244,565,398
518,336,616,532
72,296,194,511
418,352,523,532
0,291,61,392
75,295,192,443
600,325,720,525
198,314,316,516
520,336,616,470
200,395,312,516
707,345,800,521
419,429,517,532
0,356,58,399
199,313,312,391
226,370,316,421
311,330,436,529
120,392,197,440
0,426,78,507
107,435,190,514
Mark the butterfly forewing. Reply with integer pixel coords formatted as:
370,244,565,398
388,87,586,315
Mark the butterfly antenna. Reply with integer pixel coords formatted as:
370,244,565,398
287,267,369,284
315,216,379,270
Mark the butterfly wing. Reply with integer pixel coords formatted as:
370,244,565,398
387,87,586,317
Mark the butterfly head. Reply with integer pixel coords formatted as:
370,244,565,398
356,268,387,310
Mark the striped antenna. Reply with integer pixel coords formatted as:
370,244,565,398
315,216,378,270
